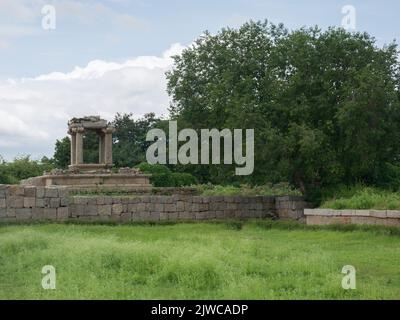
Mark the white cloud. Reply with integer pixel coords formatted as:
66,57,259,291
0,42,186,160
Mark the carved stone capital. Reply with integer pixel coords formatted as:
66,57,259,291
101,126,116,134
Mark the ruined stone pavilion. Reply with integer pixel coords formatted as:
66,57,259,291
22,116,151,189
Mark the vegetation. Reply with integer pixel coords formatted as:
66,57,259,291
0,156,54,184
53,113,162,169
320,185,400,210
0,220,399,299
197,183,301,196
4,21,400,205
166,21,400,196
137,162,198,187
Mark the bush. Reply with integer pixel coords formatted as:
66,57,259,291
137,163,197,187
197,183,301,196
0,156,54,184
320,185,400,210
137,162,171,175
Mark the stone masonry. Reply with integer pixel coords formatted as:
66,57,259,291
0,185,307,223
304,209,400,227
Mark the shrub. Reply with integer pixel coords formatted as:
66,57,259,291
137,163,197,187
197,183,301,196
0,156,54,184
320,185,400,210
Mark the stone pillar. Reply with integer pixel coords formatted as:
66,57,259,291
102,127,115,166
70,133,77,165
99,134,105,164
75,128,84,165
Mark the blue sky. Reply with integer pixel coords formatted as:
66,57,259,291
0,0,400,159
2,0,400,78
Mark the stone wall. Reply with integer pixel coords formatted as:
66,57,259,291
0,185,308,223
305,209,400,227
0,185,69,222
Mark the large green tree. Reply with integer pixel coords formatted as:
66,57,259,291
166,21,400,194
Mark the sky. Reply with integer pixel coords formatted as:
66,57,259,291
1,0,400,160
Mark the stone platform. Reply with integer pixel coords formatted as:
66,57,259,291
21,172,151,188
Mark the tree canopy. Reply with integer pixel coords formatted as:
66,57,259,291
166,20,400,196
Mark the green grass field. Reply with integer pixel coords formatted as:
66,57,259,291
0,220,399,299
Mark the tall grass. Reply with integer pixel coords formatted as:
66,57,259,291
0,220,399,299
320,185,400,210
197,183,301,196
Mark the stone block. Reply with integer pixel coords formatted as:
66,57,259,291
121,197,130,205
36,198,49,208
103,197,113,205
127,204,137,213
160,212,169,220
179,211,195,220
195,212,210,220
112,204,123,215
351,216,375,225
32,208,45,219
202,197,211,203
36,187,45,198
168,211,179,220
45,188,59,198
6,208,16,217
354,210,370,217
120,212,132,222
131,212,141,221
215,211,225,219
0,185,9,198
154,203,164,212
149,212,160,221
0,208,6,217
87,205,99,216
73,197,89,205
58,187,69,198
370,210,387,218
24,197,36,208
60,197,70,207
98,205,112,216
112,197,122,204
0,198,6,208
337,210,355,216
24,187,36,198
164,203,176,212
57,207,69,220
49,198,61,208
9,185,25,196
15,208,32,220
44,208,57,220
386,210,400,218
7,196,24,209
384,218,400,227
96,196,105,205
193,196,202,203
136,203,146,213
176,201,185,212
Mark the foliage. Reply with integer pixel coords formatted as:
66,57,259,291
166,20,400,194
0,221,399,299
112,112,161,168
137,162,198,187
196,183,301,196
320,184,400,210
52,113,162,169
53,137,71,169
0,156,54,184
